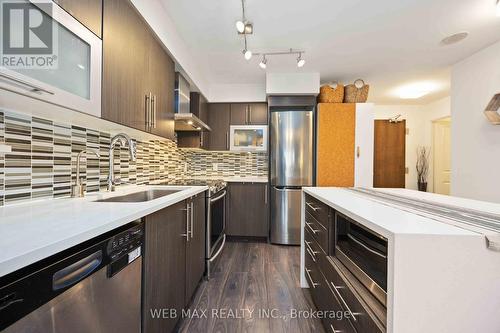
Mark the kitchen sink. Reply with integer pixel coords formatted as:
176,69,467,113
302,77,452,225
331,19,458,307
95,189,182,202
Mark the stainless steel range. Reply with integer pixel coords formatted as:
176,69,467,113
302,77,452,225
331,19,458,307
158,179,227,278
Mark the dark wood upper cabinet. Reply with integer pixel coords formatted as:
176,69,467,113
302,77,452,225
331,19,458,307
102,0,175,140
207,103,231,150
185,194,206,302
229,103,248,125
54,0,102,37
143,201,187,333
148,36,175,140
248,103,268,125
227,182,269,238
230,103,268,125
102,0,150,132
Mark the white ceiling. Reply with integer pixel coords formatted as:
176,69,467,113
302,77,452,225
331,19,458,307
160,0,500,104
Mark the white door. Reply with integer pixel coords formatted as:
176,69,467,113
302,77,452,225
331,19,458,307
433,118,451,195
354,103,374,187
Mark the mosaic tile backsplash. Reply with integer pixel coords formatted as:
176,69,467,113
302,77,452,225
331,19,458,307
0,109,268,206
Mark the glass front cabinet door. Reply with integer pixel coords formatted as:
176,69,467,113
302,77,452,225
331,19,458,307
0,0,102,117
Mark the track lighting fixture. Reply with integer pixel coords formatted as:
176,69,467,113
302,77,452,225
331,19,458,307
297,53,306,67
259,55,267,69
244,49,252,60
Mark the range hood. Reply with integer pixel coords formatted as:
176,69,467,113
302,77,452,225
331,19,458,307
174,73,211,131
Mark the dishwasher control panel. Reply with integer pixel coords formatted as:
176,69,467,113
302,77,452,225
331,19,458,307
106,223,143,260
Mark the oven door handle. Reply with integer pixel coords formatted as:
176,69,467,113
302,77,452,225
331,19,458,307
208,234,226,262
210,190,227,203
347,233,387,259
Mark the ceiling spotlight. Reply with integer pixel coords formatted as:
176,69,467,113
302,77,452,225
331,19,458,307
244,49,252,60
440,32,469,46
259,56,267,69
297,53,305,67
187,120,193,125
235,20,245,33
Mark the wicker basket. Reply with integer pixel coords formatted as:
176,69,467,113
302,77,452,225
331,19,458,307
318,82,344,103
344,79,369,103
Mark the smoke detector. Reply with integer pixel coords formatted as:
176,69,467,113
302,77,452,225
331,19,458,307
440,32,469,46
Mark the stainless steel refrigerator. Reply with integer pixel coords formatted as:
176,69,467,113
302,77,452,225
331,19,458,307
270,108,314,245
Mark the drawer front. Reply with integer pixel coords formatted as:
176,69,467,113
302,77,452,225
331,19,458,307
305,244,325,308
305,211,328,253
305,239,356,333
319,274,357,333
305,194,329,227
322,257,384,333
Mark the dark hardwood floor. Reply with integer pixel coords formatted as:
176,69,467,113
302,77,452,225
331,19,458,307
178,242,325,333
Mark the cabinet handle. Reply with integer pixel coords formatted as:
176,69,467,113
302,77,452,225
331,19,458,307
356,146,360,158
145,93,151,128
305,268,319,288
245,105,249,124
264,184,268,204
190,201,194,238
330,281,360,321
200,132,204,148
330,324,342,333
226,132,229,150
152,95,157,129
305,221,319,234
306,202,320,211
248,105,252,124
304,240,319,255
0,72,54,95
181,204,190,241
306,248,317,262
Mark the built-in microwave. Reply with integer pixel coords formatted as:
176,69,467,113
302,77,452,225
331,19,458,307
334,211,388,306
229,125,268,152
0,0,102,117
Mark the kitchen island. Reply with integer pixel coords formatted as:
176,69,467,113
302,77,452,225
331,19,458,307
301,187,500,333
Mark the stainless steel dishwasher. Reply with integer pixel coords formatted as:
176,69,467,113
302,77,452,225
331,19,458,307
0,221,143,333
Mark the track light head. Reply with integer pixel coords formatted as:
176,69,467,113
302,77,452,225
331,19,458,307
259,56,267,69
243,49,252,60
297,53,305,67
235,20,245,33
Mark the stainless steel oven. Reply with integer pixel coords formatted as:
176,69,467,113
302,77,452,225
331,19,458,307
206,187,227,278
334,211,388,306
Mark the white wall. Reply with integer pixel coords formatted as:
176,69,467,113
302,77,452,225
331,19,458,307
374,97,451,191
451,40,500,203
208,83,266,102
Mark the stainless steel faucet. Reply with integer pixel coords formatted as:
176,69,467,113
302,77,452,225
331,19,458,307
71,149,100,198
108,133,137,192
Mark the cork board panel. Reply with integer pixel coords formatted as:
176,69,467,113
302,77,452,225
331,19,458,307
317,103,356,186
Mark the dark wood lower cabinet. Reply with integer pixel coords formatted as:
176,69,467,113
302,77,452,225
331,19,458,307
227,182,269,238
143,192,206,333
185,194,206,302
303,198,386,333
143,201,187,333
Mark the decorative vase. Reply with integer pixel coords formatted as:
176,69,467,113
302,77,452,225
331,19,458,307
418,182,428,192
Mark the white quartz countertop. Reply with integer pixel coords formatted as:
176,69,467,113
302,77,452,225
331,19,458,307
303,187,479,238
0,185,207,277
